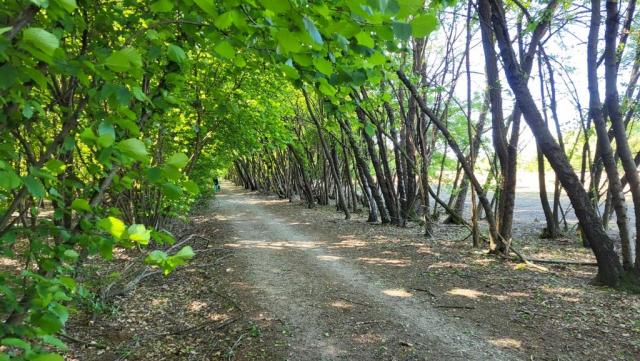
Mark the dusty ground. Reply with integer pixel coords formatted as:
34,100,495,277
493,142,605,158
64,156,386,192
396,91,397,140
67,182,640,360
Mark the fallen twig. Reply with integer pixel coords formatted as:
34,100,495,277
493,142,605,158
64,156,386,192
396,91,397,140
227,332,247,360
435,305,475,310
337,296,371,307
523,258,597,266
411,287,437,297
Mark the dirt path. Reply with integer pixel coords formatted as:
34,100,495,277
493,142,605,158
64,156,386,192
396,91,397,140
215,184,520,361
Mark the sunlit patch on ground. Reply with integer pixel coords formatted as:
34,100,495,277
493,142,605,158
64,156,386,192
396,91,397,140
539,285,583,302
488,337,522,349
428,261,468,269
329,236,368,249
352,332,383,344
382,288,412,298
151,297,169,307
188,300,208,312
330,300,354,309
0,257,20,268
318,255,342,261
226,240,319,250
358,257,410,267
207,312,230,321
446,288,486,299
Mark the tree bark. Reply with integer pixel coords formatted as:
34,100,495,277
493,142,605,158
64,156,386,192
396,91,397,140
488,0,623,286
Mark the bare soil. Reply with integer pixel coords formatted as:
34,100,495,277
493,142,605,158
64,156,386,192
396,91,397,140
67,182,640,360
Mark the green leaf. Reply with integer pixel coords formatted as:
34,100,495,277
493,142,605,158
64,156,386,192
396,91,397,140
355,32,374,48
280,62,300,79
183,180,200,195
162,183,183,200
193,0,216,16
259,0,290,13
317,79,337,97
31,353,64,361
97,216,126,239
127,224,151,245
105,48,142,72
63,249,79,262
398,0,424,18
364,122,377,137
0,64,18,90
39,335,67,351
214,11,235,29
116,138,148,162
44,159,66,175
145,250,167,264
412,12,438,38
369,51,386,66
150,0,173,12
0,170,22,190
277,30,302,53
303,17,323,45
53,0,77,13
214,41,235,59
24,175,45,198
166,152,189,169
174,245,195,260
71,198,91,212
312,57,333,76
392,21,412,41
1,338,31,351
22,28,59,58
168,44,188,65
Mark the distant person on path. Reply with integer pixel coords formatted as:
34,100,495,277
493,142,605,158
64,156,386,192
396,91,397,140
214,177,221,192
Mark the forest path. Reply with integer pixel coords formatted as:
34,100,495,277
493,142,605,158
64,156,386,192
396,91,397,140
213,183,519,361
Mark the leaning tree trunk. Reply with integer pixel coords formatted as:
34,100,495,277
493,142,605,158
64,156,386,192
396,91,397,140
588,0,633,269
603,0,640,270
488,0,623,286
303,89,350,219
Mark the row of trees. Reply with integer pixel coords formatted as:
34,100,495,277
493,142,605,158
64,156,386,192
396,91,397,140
0,0,428,359
1,0,639,359
232,0,640,289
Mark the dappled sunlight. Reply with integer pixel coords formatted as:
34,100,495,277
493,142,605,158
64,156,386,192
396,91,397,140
382,288,412,298
330,299,354,310
358,257,410,267
539,285,583,302
151,297,169,307
225,239,319,250
288,221,311,226
445,287,530,302
212,212,252,221
446,288,486,299
0,257,20,268
207,312,231,322
471,258,496,266
352,331,384,344
428,261,468,269
329,236,368,249
317,255,343,261
187,300,208,312
488,337,522,349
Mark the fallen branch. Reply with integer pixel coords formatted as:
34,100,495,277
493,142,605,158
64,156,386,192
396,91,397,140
337,296,370,307
435,305,475,310
523,258,597,266
411,287,437,298
227,332,247,361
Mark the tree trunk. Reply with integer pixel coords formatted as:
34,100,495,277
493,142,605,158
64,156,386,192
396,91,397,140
488,0,623,286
